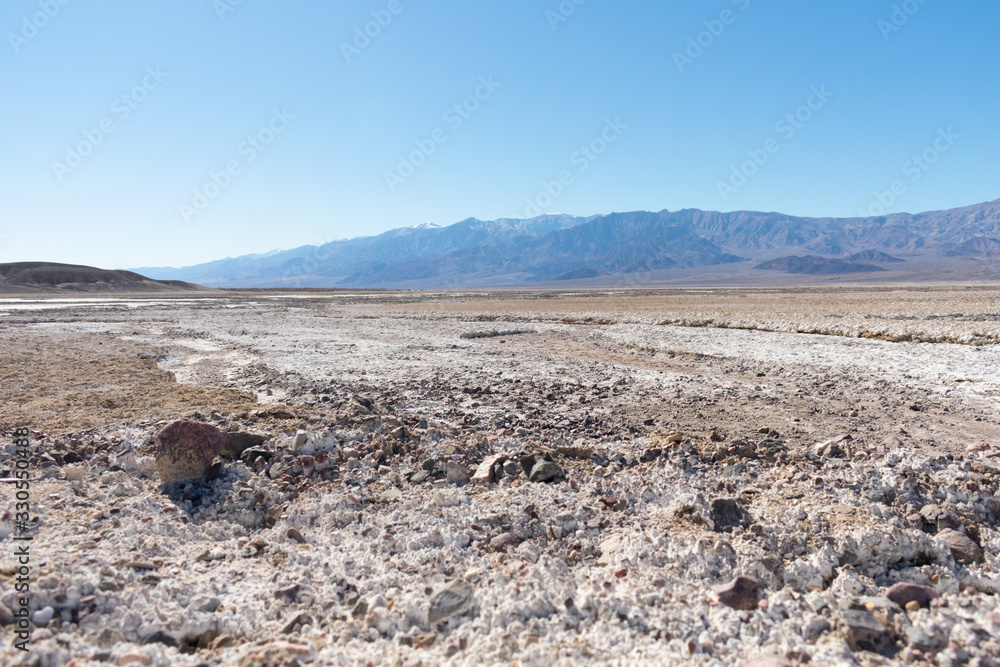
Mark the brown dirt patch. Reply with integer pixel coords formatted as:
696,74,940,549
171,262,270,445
0,330,257,434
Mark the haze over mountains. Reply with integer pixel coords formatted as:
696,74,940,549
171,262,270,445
135,199,1000,288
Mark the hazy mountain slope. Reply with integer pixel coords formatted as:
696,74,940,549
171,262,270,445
135,198,1000,287
339,211,743,286
847,250,905,263
753,255,886,275
134,215,587,284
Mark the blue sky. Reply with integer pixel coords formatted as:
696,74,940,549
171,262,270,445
1,0,998,268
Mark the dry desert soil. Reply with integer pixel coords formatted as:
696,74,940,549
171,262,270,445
1,286,999,666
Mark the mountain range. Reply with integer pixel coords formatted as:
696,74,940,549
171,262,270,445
134,199,1000,288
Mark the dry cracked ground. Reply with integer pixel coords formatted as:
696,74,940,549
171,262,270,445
1,286,999,666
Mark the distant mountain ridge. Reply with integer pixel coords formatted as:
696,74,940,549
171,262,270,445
134,199,1000,287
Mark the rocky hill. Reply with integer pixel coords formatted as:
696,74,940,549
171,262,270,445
0,262,209,294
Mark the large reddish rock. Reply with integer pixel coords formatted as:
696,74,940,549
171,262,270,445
155,419,230,485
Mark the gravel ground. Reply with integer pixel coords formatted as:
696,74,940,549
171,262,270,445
1,287,998,666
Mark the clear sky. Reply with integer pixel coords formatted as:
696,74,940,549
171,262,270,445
2,1,998,269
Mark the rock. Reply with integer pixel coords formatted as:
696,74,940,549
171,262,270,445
280,612,311,634
905,625,946,653
840,609,892,653
502,460,520,477
267,461,289,479
530,460,563,482
937,528,984,564
291,430,311,453
519,452,564,482
274,583,304,602
240,447,273,465
224,432,266,458
815,434,851,458
722,439,756,459
666,433,683,444
154,418,230,485
125,560,158,571
597,534,624,565
601,495,626,511
639,448,662,462
919,504,942,524
446,461,471,486
413,632,437,648
31,606,54,625
410,469,431,484
713,575,760,610
428,580,474,625
967,440,988,454
886,583,937,609
472,453,506,484
710,498,753,532
190,594,222,613
287,528,306,544
709,430,725,442
117,653,152,666
935,510,963,532
490,532,522,553
743,655,793,667
802,616,831,643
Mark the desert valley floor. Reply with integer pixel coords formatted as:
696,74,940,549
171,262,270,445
1,287,999,666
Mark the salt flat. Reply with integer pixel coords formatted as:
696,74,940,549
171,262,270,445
1,287,998,665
